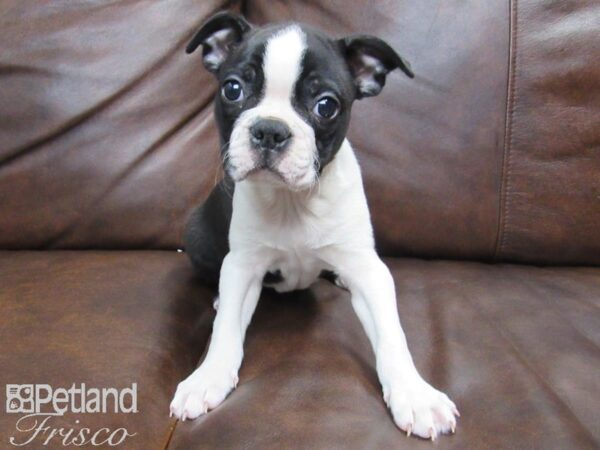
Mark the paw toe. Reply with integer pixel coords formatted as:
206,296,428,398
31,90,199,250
181,390,206,420
432,402,457,434
204,386,229,410
411,408,435,439
387,382,458,440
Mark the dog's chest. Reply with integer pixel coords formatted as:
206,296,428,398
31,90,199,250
232,184,337,292
266,246,324,292
260,201,333,292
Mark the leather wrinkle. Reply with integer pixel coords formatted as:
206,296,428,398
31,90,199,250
0,24,198,168
43,101,215,250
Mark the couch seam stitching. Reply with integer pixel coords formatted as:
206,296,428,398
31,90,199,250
494,0,518,260
160,420,179,450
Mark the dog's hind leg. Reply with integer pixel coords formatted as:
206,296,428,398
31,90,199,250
183,179,233,288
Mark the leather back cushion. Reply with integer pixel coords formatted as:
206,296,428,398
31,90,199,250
0,0,223,249
1,0,598,264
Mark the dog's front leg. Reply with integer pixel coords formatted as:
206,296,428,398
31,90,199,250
170,252,263,421
332,250,459,440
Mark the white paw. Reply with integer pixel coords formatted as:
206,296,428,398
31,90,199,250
170,365,238,421
384,379,459,440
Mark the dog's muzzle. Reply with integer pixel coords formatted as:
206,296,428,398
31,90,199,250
249,118,292,165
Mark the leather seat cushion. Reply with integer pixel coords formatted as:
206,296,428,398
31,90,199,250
1,252,598,449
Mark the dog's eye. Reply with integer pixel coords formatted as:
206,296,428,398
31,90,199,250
222,80,244,102
313,96,339,119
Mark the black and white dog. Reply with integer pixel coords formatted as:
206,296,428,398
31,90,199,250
170,12,459,440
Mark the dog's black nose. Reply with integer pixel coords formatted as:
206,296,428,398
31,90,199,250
250,119,291,152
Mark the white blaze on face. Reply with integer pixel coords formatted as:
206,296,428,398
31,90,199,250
228,26,318,190
262,25,305,101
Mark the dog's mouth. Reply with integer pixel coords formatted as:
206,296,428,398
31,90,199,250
226,155,315,191
228,162,290,186
225,152,274,180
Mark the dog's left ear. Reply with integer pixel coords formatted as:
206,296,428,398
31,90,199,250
186,11,252,73
339,35,414,99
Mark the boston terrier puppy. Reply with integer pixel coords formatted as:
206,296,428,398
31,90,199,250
170,12,459,440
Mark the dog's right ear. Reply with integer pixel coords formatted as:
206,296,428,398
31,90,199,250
186,12,251,73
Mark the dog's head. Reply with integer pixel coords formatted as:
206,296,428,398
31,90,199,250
187,12,413,190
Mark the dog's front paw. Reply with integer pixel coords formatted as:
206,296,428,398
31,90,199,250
170,365,239,421
384,379,459,440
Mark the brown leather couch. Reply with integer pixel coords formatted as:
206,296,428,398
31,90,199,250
1,1,599,449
